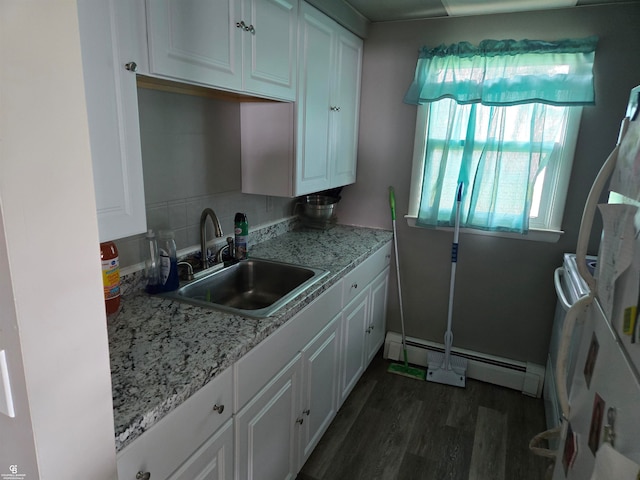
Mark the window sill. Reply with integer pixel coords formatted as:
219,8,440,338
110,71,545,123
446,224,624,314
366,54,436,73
404,215,563,243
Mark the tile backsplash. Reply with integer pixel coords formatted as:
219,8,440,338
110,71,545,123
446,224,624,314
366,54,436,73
114,87,296,269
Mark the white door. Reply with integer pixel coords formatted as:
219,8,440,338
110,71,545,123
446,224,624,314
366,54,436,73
146,0,242,91
330,28,362,188
295,3,334,195
340,288,369,405
77,0,147,242
236,354,302,480
242,0,297,100
366,267,389,365
299,314,341,466
168,419,234,480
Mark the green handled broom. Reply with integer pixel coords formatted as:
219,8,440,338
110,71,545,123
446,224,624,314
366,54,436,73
387,186,427,380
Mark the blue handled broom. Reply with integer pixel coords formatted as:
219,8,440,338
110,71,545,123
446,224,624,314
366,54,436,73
387,186,427,381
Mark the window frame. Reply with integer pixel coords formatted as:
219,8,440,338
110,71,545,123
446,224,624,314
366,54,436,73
406,103,583,242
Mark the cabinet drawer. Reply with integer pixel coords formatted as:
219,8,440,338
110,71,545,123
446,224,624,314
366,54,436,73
343,242,392,306
234,280,342,411
117,366,233,480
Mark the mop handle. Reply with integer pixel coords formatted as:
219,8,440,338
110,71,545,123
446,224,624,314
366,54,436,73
444,183,464,368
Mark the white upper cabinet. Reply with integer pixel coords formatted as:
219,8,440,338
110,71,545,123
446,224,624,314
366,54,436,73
240,2,363,197
77,0,148,242
146,0,298,101
295,2,362,196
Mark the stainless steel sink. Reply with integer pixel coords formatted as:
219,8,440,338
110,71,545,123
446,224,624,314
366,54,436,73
161,258,329,318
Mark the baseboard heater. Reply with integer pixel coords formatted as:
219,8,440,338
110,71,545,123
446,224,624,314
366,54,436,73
384,331,545,398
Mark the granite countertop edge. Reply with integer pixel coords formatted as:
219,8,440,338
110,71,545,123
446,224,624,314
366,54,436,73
109,224,393,452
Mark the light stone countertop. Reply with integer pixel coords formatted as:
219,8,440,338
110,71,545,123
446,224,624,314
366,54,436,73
108,223,393,452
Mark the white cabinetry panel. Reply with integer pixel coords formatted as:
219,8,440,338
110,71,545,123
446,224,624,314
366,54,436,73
299,314,341,466
77,0,147,242
146,0,297,101
235,354,302,480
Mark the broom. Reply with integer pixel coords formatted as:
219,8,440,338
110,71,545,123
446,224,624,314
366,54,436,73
387,186,427,380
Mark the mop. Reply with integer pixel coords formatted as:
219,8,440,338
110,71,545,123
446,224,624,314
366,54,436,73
427,182,468,388
387,186,427,381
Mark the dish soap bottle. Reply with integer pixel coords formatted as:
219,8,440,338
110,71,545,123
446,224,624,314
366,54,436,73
144,229,161,294
100,241,120,315
158,230,179,292
234,212,248,260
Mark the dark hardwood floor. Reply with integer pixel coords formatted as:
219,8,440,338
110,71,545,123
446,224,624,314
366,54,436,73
297,353,553,480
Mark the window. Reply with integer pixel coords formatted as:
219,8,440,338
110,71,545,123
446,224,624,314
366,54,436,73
403,37,597,241
407,100,583,238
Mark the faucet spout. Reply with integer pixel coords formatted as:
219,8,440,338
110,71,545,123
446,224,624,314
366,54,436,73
200,208,223,270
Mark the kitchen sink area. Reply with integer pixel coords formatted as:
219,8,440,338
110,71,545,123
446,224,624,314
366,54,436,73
161,258,329,318
109,224,393,451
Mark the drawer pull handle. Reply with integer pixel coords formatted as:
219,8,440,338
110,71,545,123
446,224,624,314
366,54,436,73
303,409,310,416
296,417,304,425
136,472,150,480
124,61,137,72
352,283,358,289
213,404,225,414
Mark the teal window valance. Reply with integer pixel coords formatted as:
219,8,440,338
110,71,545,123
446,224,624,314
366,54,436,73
404,36,598,107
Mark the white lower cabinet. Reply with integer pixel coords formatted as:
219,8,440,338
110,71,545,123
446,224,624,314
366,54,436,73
168,418,234,480
116,367,233,480
235,354,303,480
339,288,369,406
299,314,341,466
366,267,390,365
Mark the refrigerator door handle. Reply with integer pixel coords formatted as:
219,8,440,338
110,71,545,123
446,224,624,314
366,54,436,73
554,267,572,311
556,294,593,418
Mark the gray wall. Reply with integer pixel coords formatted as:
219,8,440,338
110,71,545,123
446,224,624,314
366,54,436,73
337,3,640,364
115,88,296,267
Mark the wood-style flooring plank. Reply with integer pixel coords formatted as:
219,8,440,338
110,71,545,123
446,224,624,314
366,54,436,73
468,406,507,480
299,364,380,479
298,354,550,480
321,376,424,479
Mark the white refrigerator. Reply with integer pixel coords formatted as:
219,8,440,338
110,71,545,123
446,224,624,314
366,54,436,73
551,86,640,479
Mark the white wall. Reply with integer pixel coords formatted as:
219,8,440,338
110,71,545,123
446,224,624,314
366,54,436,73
0,2,117,478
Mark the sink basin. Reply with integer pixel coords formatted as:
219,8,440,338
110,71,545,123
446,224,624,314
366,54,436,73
161,258,329,318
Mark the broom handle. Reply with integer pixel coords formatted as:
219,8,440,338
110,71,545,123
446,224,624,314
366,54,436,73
389,187,408,364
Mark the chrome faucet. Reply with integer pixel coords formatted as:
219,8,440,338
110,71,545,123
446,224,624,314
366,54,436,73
200,208,223,270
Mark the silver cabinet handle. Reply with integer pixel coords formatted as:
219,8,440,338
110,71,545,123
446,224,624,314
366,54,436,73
136,472,150,480
124,61,137,72
236,21,255,33
351,283,358,289
330,106,341,111
303,409,310,416
213,404,224,414
296,417,304,425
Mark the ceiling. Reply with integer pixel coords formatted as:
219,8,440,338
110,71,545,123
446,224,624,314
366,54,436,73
343,0,633,22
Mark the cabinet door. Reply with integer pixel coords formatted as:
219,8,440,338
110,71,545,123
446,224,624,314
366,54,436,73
146,0,242,91
295,3,334,196
366,267,389,365
330,29,362,188
340,288,369,406
299,314,341,467
167,419,234,480
242,0,297,101
77,0,147,242
236,354,302,480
